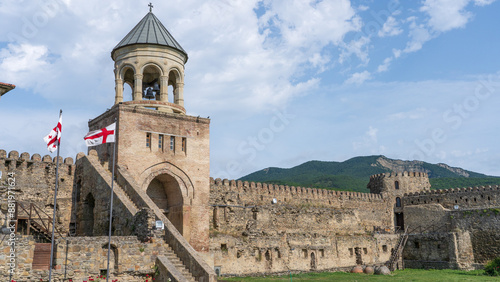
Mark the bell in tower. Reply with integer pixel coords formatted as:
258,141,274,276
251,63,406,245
111,5,188,113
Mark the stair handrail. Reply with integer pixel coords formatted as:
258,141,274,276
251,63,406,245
387,225,409,271
16,202,65,239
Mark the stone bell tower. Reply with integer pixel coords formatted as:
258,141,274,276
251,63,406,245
111,6,187,113
87,6,211,256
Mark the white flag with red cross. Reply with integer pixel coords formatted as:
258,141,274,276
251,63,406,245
43,112,62,153
84,122,116,147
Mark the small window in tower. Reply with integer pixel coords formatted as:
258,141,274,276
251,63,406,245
158,134,163,150
396,197,401,207
395,181,400,190
170,136,175,151
146,133,151,148
182,137,187,153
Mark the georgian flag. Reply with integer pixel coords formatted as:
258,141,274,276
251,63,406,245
84,122,116,147
43,112,62,153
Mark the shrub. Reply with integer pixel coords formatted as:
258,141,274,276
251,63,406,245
484,257,500,276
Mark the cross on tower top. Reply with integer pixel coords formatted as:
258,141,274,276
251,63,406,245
148,2,153,12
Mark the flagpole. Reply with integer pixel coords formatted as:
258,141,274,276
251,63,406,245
106,118,117,282
48,109,62,282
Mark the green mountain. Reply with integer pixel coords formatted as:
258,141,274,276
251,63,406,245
239,155,500,193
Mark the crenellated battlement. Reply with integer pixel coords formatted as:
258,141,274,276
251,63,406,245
367,171,431,195
0,149,90,178
0,149,80,165
209,177,384,202
405,185,500,197
369,171,429,180
403,185,500,209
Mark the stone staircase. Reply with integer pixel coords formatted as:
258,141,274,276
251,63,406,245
89,158,139,215
85,153,216,281
162,245,197,282
386,226,409,271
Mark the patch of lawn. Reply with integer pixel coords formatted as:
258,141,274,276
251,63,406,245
220,269,496,281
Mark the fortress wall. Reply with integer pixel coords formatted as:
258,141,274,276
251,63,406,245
404,204,451,233
0,150,76,233
210,178,384,205
403,185,500,209
450,208,500,263
402,231,476,270
0,235,166,282
209,178,396,275
209,178,392,235
403,204,500,266
210,232,399,276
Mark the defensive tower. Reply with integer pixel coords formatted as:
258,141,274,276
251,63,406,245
81,6,211,256
367,171,431,230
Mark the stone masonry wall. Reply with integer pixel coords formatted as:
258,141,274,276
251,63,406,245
0,150,75,235
403,185,500,209
209,178,397,275
403,231,474,270
74,152,149,237
0,235,167,282
88,104,211,253
450,208,500,263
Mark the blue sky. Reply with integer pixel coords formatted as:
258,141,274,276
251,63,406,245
1,0,500,180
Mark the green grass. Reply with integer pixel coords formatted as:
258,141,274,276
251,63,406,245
219,269,497,281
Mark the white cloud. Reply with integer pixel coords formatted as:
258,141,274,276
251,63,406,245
357,5,369,11
339,36,371,65
377,57,393,73
352,126,386,154
420,0,471,32
474,0,497,6
388,108,429,121
403,20,433,53
345,71,371,84
259,0,362,49
0,44,49,73
378,16,403,37
367,126,378,142
309,53,330,71
393,48,402,58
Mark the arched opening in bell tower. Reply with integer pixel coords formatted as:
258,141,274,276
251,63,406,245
142,64,162,101
146,173,185,234
168,69,182,106
122,67,135,100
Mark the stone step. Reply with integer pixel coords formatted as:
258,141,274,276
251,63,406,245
101,166,140,212
162,246,197,281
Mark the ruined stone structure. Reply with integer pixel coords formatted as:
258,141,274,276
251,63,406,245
1,7,500,282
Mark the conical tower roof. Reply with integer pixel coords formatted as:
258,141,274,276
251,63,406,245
112,11,187,62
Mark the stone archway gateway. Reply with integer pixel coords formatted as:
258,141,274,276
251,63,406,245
146,173,187,235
